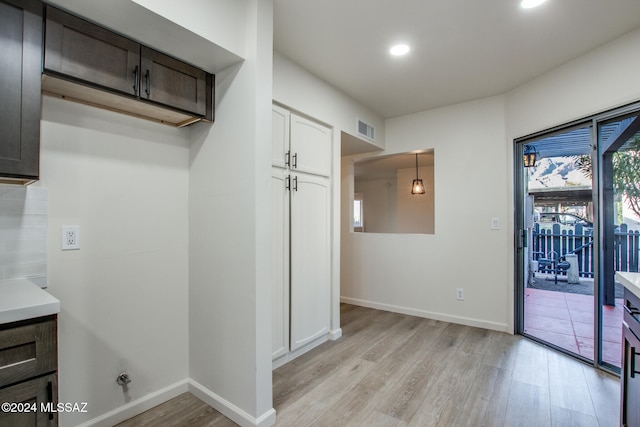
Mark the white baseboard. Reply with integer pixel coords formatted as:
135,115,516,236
189,379,276,427
329,328,342,340
340,296,510,333
75,379,189,427
75,378,276,427
272,334,328,370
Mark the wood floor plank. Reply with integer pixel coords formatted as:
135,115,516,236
117,304,621,427
274,357,376,426
358,314,423,363
547,349,596,416
581,365,621,427
512,338,550,388
359,410,409,427
481,330,520,371
550,404,600,427
377,354,449,423
114,393,235,427
504,380,552,427
358,318,448,393
403,350,486,426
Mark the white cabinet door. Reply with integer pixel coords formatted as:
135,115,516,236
290,173,330,351
271,168,290,359
290,113,331,177
272,104,289,168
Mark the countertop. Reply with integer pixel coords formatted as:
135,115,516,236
0,279,60,325
616,271,640,299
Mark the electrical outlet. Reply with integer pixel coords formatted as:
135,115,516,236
456,288,464,300
61,225,80,250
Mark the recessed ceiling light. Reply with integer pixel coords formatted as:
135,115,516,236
390,44,410,56
521,0,548,8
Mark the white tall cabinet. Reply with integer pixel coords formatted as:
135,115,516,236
271,104,331,363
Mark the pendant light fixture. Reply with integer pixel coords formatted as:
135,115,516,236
411,153,425,195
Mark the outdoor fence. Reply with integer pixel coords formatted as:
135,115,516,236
532,223,640,277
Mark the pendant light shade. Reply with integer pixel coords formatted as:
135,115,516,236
411,153,426,195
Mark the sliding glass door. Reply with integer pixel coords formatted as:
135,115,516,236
516,101,640,373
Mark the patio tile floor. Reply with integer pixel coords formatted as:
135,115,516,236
524,287,623,367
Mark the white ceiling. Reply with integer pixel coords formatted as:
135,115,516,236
274,0,640,119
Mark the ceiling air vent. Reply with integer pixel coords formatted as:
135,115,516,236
357,118,375,141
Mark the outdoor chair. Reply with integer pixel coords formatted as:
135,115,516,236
535,250,571,284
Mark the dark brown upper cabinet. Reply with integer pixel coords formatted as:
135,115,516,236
43,6,213,127
140,46,209,118
44,6,140,97
0,0,43,184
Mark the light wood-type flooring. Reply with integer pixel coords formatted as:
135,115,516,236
117,303,620,427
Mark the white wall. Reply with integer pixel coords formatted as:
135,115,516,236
36,96,190,426
342,96,511,331
131,0,246,56
189,0,274,425
341,26,640,334
355,178,398,233
506,27,640,139
23,1,275,425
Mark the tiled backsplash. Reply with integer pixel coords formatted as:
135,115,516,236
0,185,48,287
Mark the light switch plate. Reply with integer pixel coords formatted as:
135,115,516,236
491,217,500,230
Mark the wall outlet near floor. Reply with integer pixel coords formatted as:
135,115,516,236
456,288,464,300
61,225,80,250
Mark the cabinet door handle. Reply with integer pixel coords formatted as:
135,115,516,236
293,176,298,191
145,69,151,97
624,305,640,316
292,153,298,169
285,151,290,167
631,347,640,378
285,175,290,190
133,65,139,95
46,381,54,420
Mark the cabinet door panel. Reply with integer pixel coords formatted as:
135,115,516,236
141,47,207,116
0,0,41,180
623,324,640,427
272,105,290,168
45,6,140,96
271,168,290,359
290,174,330,350
0,318,57,387
290,114,331,177
0,374,58,427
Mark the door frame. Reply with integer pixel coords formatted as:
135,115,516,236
515,100,640,374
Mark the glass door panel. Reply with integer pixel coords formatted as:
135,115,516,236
518,124,595,361
596,112,640,371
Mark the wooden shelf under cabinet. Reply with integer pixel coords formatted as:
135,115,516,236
42,75,204,128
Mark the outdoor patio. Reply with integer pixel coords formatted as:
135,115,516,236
524,275,623,367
